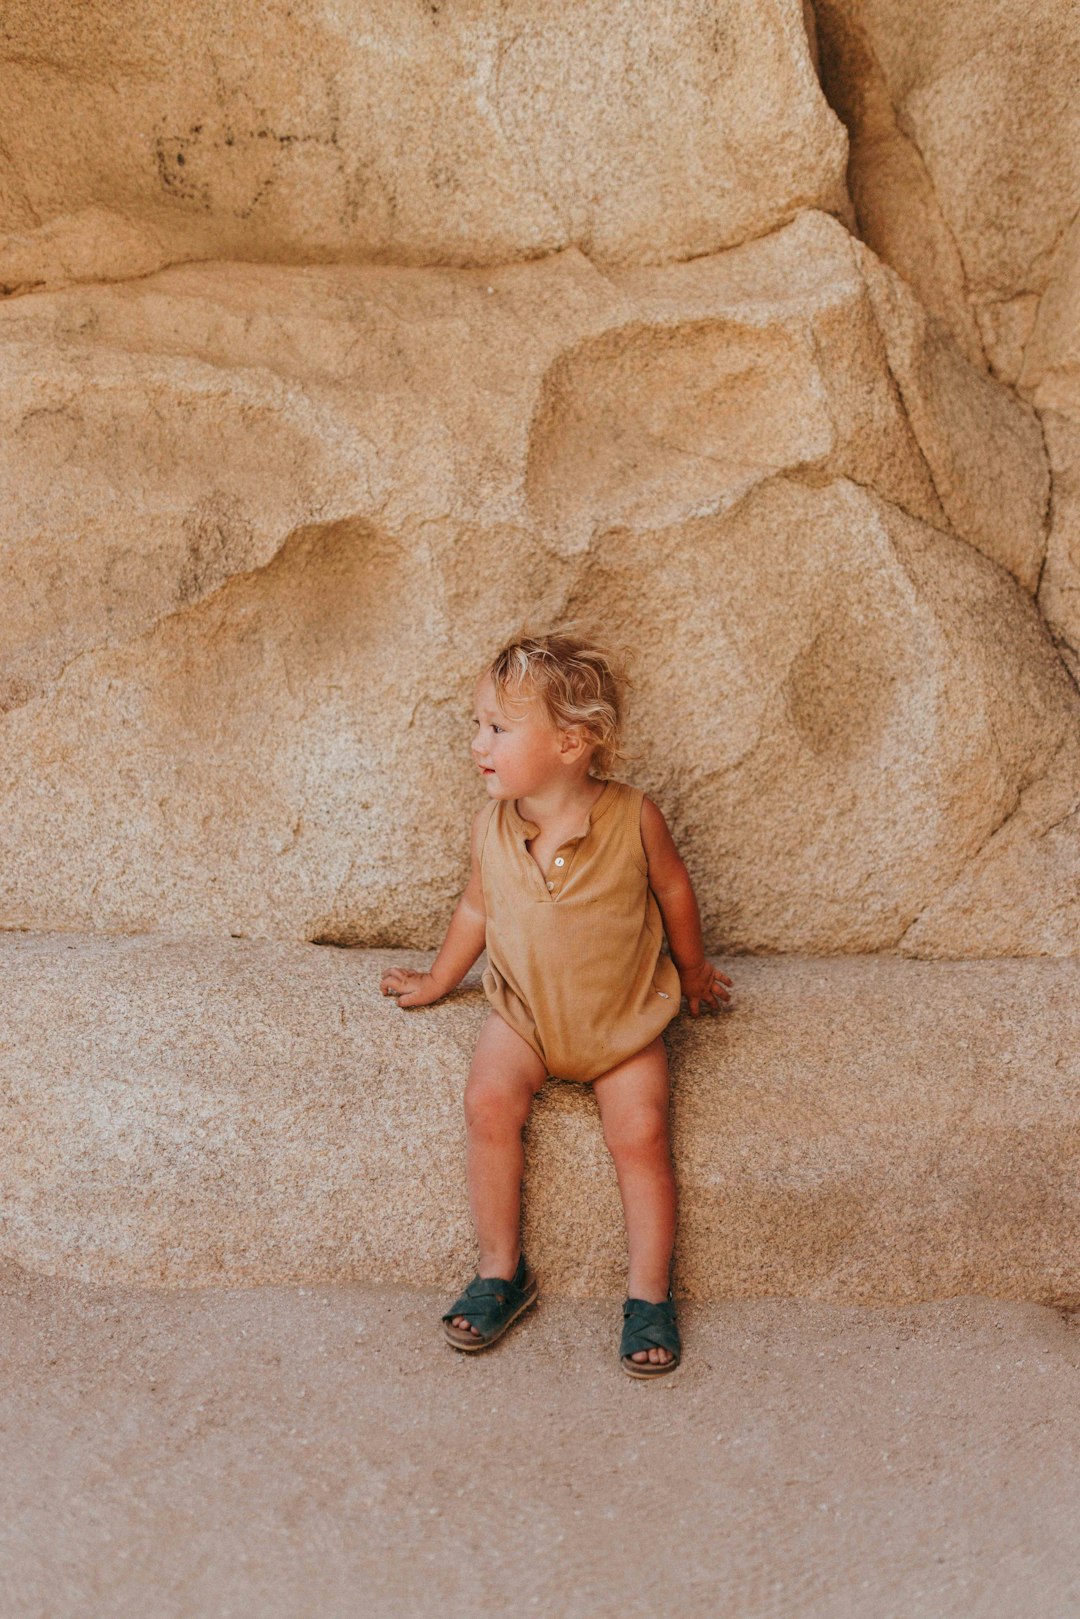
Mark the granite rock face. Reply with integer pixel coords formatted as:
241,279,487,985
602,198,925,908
2,213,1076,955
0,0,850,291
812,0,1080,697
0,10,1078,956
811,0,1080,379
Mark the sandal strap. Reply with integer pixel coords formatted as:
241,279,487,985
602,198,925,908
620,1295,681,1358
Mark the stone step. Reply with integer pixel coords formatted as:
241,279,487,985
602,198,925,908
1,932,1077,1303
2,1262,1079,1619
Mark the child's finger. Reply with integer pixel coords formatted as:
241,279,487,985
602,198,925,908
381,971,415,995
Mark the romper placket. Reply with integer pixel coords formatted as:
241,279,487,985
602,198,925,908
510,780,615,902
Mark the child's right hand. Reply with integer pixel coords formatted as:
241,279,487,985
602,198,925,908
379,967,446,1008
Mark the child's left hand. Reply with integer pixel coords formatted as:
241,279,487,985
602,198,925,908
678,959,733,1016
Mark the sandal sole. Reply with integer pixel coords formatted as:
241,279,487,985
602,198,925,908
441,1273,539,1351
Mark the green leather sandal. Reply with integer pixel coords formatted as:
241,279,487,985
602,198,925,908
441,1253,538,1351
619,1291,682,1378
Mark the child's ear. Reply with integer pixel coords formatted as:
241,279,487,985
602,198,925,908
559,724,593,763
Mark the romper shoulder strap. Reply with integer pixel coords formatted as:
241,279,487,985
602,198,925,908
607,780,648,874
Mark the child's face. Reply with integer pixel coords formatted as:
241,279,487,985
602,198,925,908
472,672,575,799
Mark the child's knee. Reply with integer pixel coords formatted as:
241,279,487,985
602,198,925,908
603,1106,669,1161
463,1076,531,1136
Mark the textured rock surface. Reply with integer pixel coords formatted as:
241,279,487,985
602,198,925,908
811,0,1080,685
0,0,849,291
3,211,1075,955
1039,412,1080,687
2,934,1078,1301
3,1266,1079,1618
811,0,1080,379
1017,301,1080,689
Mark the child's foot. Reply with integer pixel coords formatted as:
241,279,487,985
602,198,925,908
620,1290,681,1377
450,1254,521,1337
626,1285,675,1364
441,1253,537,1351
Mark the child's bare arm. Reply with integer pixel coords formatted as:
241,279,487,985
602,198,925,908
640,796,733,1017
380,807,489,1008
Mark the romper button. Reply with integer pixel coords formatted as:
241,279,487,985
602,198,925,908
554,857,565,866
546,880,554,889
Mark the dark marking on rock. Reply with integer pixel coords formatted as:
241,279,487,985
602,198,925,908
1,280,47,299
152,132,212,208
0,674,34,714
430,163,459,191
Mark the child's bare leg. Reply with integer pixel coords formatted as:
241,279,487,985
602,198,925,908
451,1011,547,1338
592,1035,677,1366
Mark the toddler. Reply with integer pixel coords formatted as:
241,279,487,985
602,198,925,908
380,627,732,1377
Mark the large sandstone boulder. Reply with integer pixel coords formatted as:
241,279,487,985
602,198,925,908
2,934,1077,1302
0,0,849,293
2,209,1075,955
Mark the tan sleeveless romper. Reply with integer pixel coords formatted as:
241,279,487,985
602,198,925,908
478,778,683,1084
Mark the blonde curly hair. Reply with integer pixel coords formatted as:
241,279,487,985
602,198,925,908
482,621,639,780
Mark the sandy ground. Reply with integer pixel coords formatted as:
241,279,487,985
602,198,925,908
2,1265,1079,1619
